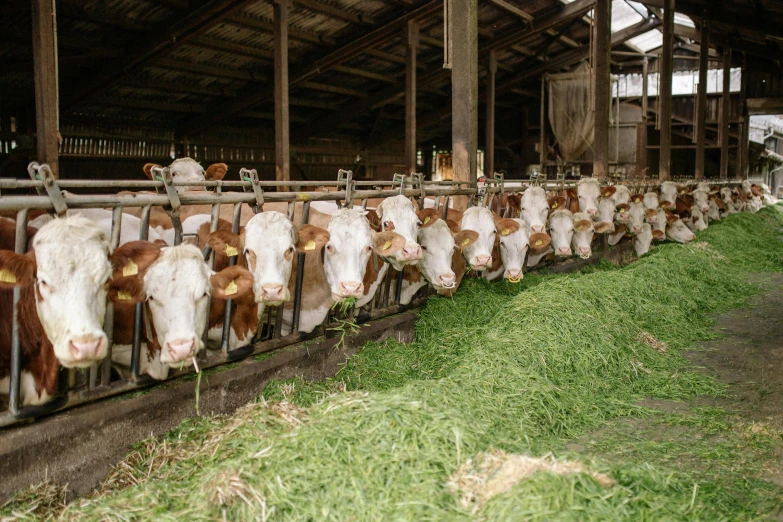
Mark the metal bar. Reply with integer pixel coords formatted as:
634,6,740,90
659,0,674,181
720,46,732,180
394,268,404,304
130,206,150,380
292,200,310,333
220,203,243,354
100,207,123,387
9,209,29,415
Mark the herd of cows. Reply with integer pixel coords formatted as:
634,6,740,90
0,157,777,410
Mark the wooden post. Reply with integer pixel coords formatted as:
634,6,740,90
451,0,478,208
485,50,497,177
31,0,60,177
637,57,649,179
405,20,419,175
540,76,546,175
520,107,529,175
695,14,709,180
738,53,749,179
593,0,611,181
658,0,675,181
274,0,291,190
720,46,731,180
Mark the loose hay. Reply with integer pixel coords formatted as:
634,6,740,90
0,481,66,522
637,331,667,353
447,449,615,513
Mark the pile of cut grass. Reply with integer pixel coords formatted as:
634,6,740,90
5,206,783,521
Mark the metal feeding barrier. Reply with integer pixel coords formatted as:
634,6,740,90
0,166,745,428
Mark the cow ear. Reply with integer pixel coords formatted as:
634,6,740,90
445,219,460,235
110,241,161,280
108,277,145,306
211,266,254,300
297,224,329,253
417,208,439,228
495,218,520,237
208,230,242,257
374,199,385,218
565,187,578,199
143,163,161,180
205,163,228,181
372,231,405,254
601,186,617,198
574,219,594,232
0,250,36,288
454,230,479,250
548,196,566,210
367,211,382,232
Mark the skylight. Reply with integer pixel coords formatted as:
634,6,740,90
627,29,664,52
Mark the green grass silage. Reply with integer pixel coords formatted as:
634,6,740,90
8,206,783,521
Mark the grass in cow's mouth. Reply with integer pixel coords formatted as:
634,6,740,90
7,206,783,520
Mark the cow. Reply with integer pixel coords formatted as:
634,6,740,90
549,210,574,257
0,216,113,406
571,212,595,259
374,195,425,270
659,181,679,209
143,158,228,194
520,186,550,234
666,216,696,243
488,218,529,282
720,187,738,214
108,242,254,379
458,207,499,272
399,219,478,304
576,178,601,218
685,206,708,232
691,188,710,213
627,201,647,235
643,191,660,212
634,223,654,257
595,197,617,234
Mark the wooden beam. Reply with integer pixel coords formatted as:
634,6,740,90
333,65,397,84
225,15,336,45
658,0,674,181
452,0,479,190
485,50,498,178
294,0,373,25
92,98,206,113
720,47,731,179
153,58,265,81
298,82,366,97
32,0,59,177
639,57,649,178
485,0,580,51
122,78,238,98
695,14,709,180
64,0,256,110
57,1,149,32
275,0,291,189
747,98,783,114
593,0,611,181
405,20,418,175
189,37,275,60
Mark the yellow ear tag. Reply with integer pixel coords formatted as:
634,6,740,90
462,238,470,246
304,239,316,251
0,269,16,284
535,240,543,246
620,208,627,214
423,216,430,224
225,245,238,257
224,279,238,296
382,240,392,251
117,290,132,301
123,259,139,277
501,228,510,236
552,202,558,208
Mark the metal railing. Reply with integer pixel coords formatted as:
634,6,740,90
0,167,744,428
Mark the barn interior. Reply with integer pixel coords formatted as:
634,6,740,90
3,0,783,187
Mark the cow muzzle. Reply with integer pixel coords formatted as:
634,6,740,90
257,284,287,304
505,268,522,283
400,244,422,261
338,281,364,299
67,334,107,367
556,246,572,257
471,254,491,271
577,246,591,259
530,224,545,234
439,273,456,289
162,337,197,364
586,208,599,217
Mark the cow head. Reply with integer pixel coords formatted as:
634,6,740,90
459,207,499,271
634,223,654,257
595,198,617,234
143,158,228,194
0,216,111,368
644,208,659,225
520,186,549,234
549,209,574,257
615,203,631,224
706,199,721,222
571,212,595,259
691,189,710,213
325,209,404,301
686,206,708,232
576,178,602,218
627,202,647,235
643,192,660,211
611,185,632,206
666,218,696,243
659,181,678,209
496,218,529,282
417,219,477,292
110,242,253,368
375,195,424,270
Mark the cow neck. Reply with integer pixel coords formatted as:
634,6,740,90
142,300,161,356
362,253,387,296
287,246,331,311
402,262,421,284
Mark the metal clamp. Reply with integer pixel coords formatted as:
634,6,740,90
153,166,183,243
27,162,67,217
410,172,426,202
338,169,353,208
392,173,406,195
240,168,265,212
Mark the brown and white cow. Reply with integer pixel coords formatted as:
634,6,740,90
549,210,575,257
571,212,595,259
634,223,654,257
0,216,113,405
576,178,602,218
659,181,679,210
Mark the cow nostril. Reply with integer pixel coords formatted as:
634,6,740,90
69,336,104,361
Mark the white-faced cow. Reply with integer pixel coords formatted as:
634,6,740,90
576,178,601,218
634,223,654,257
571,212,595,259
549,210,575,257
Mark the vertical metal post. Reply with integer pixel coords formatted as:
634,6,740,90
720,47,732,180
274,0,291,191
9,209,29,414
99,207,122,387
486,50,497,178
405,20,419,175
451,0,478,210
292,200,310,333
130,205,150,380
31,0,59,178
659,0,675,181
637,58,649,179
220,203,242,354
593,0,611,181
695,14,710,180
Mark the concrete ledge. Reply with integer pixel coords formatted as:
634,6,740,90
0,311,419,502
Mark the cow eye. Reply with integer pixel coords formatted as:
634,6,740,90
325,244,333,252
421,245,428,251
147,295,154,302
365,245,372,253
38,279,49,291
287,246,295,254
383,221,391,228
244,249,249,256
417,220,423,227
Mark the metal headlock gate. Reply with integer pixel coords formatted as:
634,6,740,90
0,165,744,428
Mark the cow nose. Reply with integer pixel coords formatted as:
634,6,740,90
68,335,106,363
586,208,598,217
530,224,545,234
439,273,456,288
164,338,196,362
401,244,421,260
557,246,571,256
578,247,591,256
632,225,642,233
339,281,364,297
506,268,522,282
473,254,491,268
259,284,285,301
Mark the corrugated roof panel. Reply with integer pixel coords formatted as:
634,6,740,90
611,0,644,32
627,29,663,51
674,13,695,28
